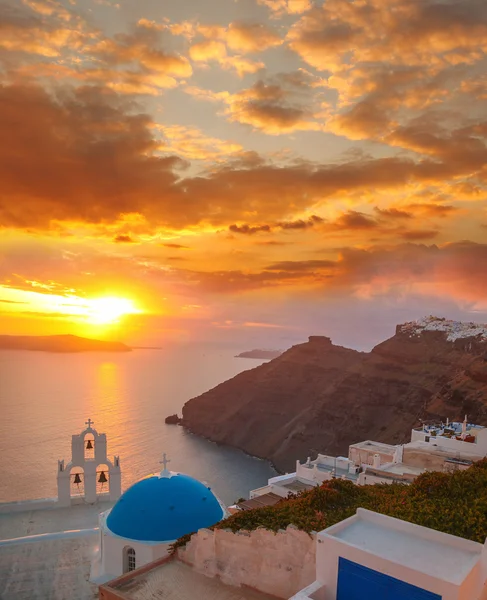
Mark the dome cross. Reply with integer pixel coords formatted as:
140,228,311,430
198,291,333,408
160,453,171,476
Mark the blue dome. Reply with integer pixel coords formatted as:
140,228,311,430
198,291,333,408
106,473,224,542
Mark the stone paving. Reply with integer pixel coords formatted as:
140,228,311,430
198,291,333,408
0,535,98,600
0,502,113,599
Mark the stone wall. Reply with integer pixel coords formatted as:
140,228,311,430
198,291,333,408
177,525,316,599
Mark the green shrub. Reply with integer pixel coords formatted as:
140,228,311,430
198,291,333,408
170,460,487,553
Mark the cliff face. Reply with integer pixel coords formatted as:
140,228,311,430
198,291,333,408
182,317,487,472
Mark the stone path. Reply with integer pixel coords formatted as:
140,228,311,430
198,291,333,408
0,535,98,600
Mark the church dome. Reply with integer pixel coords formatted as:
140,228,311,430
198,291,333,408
106,472,224,542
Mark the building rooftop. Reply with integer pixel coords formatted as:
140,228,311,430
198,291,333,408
405,440,482,458
373,463,425,476
413,421,484,439
237,493,282,511
301,462,359,482
348,440,398,454
279,480,316,493
323,508,483,585
103,558,276,600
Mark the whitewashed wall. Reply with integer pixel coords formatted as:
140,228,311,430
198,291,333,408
177,525,316,599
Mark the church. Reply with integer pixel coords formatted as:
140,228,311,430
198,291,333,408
91,453,227,582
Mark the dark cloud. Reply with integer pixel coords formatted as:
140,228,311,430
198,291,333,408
278,215,324,229
265,259,336,272
162,243,190,249
176,242,487,301
0,82,484,231
229,224,272,234
113,234,135,243
405,203,459,217
400,229,439,240
333,211,378,230
374,207,414,219
229,215,324,234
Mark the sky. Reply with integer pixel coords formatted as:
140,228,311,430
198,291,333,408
1,0,487,350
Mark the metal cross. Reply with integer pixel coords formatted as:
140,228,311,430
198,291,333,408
160,453,170,471
85,418,94,429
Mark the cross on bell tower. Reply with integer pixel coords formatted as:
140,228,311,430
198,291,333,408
85,418,94,429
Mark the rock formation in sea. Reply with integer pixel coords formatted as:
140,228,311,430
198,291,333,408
181,317,487,472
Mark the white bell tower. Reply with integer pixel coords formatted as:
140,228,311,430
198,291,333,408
57,419,122,507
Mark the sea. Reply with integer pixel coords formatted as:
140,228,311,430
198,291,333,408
0,345,276,505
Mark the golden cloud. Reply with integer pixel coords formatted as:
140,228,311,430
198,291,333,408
225,22,282,53
189,40,227,62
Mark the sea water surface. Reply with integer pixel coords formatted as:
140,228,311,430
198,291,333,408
0,345,276,505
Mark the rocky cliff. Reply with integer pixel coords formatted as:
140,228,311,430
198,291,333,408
182,317,487,472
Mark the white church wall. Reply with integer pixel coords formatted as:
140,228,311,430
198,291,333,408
101,534,167,578
177,525,316,599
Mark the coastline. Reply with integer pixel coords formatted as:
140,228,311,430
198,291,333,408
181,423,282,476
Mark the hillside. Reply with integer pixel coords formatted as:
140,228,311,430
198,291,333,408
181,317,487,472
0,334,131,352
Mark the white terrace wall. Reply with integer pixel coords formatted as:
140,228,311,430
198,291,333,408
177,525,316,599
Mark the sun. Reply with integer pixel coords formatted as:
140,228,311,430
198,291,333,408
85,297,140,325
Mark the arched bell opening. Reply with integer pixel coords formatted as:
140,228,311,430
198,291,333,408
84,433,95,460
70,466,85,497
96,463,110,495
123,546,136,573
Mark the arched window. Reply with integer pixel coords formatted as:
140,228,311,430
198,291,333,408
70,467,85,497
84,433,95,460
123,546,136,573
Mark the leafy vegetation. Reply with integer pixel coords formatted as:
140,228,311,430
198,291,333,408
170,460,487,553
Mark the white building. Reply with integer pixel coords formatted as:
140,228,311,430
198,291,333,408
410,416,487,457
244,416,487,506
91,454,228,584
292,508,487,600
57,419,121,507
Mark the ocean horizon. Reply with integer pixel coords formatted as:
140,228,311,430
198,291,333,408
0,345,276,506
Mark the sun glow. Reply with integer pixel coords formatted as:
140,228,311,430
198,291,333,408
85,297,141,324
0,285,142,333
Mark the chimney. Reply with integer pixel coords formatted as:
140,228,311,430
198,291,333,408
373,453,381,469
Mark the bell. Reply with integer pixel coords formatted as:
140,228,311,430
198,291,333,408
86,439,93,450
98,471,108,484
73,473,82,485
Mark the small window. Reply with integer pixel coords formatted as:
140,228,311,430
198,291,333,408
128,548,136,571
123,546,136,573
425,436,430,442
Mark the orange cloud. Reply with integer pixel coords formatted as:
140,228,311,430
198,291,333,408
189,40,227,62
156,124,243,161
225,22,282,53
188,72,325,134
257,0,312,17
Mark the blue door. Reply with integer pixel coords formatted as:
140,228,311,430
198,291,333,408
337,558,441,600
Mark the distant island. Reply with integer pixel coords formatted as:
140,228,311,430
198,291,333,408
0,334,131,353
235,349,283,359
